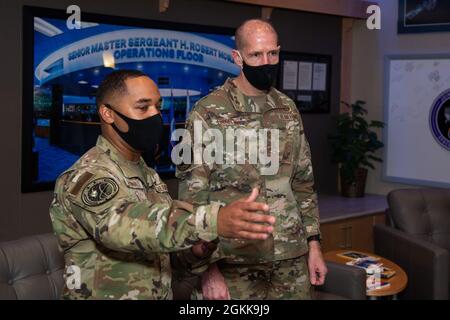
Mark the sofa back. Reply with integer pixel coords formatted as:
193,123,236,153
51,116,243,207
388,188,450,251
0,233,64,299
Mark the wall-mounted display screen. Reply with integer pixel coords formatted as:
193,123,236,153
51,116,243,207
22,6,238,192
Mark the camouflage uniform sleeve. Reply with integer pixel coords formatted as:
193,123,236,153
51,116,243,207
175,107,215,209
59,166,220,254
291,114,321,239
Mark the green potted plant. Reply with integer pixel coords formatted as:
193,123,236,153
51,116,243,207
328,101,385,197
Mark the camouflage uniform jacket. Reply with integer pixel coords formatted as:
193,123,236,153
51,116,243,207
176,78,321,264
49,135,220,299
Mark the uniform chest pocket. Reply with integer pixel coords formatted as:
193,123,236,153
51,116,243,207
262,109,300,166
210,164,260,193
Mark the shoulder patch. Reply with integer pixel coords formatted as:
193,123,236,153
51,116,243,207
81,177,119,207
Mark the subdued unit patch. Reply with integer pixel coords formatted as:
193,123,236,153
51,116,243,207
81,177,119,207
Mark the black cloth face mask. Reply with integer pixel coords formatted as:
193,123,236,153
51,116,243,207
104,104,163,156
239,53,279,91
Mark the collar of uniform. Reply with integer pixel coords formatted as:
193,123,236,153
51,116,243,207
223,78,285,113
95,135,147,178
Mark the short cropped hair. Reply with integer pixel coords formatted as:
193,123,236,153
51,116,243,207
96,69,147,108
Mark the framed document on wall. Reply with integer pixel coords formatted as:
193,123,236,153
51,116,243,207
278,51,331,114
383,54,450,188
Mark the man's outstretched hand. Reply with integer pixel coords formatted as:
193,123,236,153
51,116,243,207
217,188,275,240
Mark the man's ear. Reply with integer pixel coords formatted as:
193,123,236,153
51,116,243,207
232,49,243,68
98,105,114,124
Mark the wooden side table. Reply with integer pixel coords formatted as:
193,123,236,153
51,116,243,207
324,250,408,299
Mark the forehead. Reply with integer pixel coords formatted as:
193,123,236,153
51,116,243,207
124,76,160,98
242,29,278,51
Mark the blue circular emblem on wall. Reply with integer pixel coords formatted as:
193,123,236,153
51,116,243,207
429,89,450,151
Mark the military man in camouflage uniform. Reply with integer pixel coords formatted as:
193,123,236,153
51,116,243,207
49,69,275,300
176,19,327,300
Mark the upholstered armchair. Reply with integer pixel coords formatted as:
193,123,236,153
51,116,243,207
374,188,450,300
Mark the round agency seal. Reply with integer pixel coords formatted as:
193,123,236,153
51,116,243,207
429,89,450,151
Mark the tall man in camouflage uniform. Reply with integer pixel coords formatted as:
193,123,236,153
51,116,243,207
49,69,276,300
176,19,327,300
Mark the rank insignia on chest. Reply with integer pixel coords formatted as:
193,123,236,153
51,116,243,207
216,115,251,126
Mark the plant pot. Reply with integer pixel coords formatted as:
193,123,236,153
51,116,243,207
340,168,368,198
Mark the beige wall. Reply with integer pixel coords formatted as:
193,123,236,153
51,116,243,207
350,0,450,196
0,0,341,241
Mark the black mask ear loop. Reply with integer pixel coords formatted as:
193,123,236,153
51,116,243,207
103,103,128,133
236,50,245,69
103,103,121,118
103,103,114,111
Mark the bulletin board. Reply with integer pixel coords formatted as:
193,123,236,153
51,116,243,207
383,54,450,188
278,51,332,114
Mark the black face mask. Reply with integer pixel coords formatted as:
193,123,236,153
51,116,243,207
242,60,279,91
105,104,163,156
